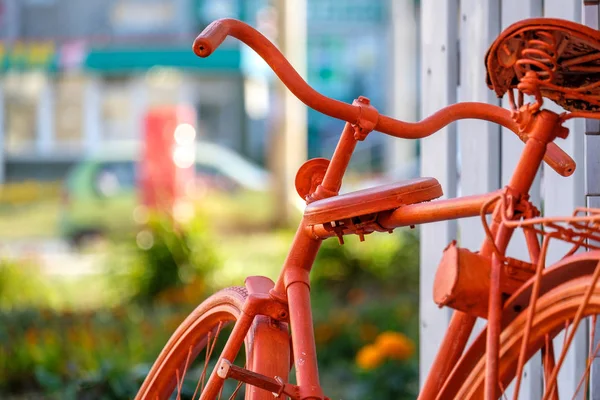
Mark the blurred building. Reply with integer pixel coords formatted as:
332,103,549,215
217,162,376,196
0,0,417,183
0,0,248,182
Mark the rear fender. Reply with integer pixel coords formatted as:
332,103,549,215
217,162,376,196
437,250,600,399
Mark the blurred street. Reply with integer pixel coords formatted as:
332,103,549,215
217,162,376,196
0,238,101,276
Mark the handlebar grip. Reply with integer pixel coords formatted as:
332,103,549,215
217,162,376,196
544,142,576,177
193,19,232,58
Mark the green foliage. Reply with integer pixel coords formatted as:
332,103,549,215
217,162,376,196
113,212,218,304
312,229,420,293
0,305,187,398
0,221,421,398
310,229,420,399
0,259,57,310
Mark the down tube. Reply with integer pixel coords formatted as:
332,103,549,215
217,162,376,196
287,279,323,399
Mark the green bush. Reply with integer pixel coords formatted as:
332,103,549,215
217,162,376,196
0,304,190,398
109,212,218,305
0,259,52,310
309,229,420,399
0,221,420,398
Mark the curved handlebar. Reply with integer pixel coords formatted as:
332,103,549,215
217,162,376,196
193,18,575,177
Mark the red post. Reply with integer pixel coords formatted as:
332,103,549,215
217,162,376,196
139,105,197,215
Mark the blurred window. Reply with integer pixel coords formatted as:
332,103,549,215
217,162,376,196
3,71,46,152
111,0,176,34
102,76,133,140
146,67,181,107
198,103,222,142
94,161,136,197
54,74,84,145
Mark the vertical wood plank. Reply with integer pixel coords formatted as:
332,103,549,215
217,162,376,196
385,0,418,179
501,2,543,399
419,0,458,385
585,4,600,399
458,1,500,242
542,3,587,399
590,197,600,400
457,0,501,344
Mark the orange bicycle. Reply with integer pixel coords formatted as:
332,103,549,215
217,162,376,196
136,17,600,399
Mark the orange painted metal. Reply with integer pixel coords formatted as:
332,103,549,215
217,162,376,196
433,243,535,319
436,251,600,399
245,277,291,400
303,177,442,226
158,17,600,400
486,18,600,113
294,158,330,201
193,19,574,177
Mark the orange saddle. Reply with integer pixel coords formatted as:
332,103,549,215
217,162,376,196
486,18,600,112
303,177,442,226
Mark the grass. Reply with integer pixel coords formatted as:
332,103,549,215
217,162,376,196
0,201,61,239
210,229,296,287
0,259,119,312
0,187,300,240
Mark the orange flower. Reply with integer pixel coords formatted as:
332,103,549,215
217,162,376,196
374,331,414,361
356,344,384,370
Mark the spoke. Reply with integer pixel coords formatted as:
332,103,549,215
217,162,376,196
194,321,224,400
514,234,554,400
584,315,597,400
196,330,212,398
563,320,571,350
542,335,558,400
177,345,194,399
543,260,600,400
499,381,509,400
176,369,182,400
572,322,600,400
229,379,244,399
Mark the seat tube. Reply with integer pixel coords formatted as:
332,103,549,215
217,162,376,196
287,279,323,399
484,110,561,399
276,220,324,399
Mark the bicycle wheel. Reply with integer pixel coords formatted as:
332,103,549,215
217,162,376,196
440,274,600,399
136,286,288,400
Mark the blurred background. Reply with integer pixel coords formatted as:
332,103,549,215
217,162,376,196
0,0,421,398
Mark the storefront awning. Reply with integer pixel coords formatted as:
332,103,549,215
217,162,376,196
84,46,241,73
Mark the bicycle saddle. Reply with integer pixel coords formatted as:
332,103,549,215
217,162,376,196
303,177,442,226
486,18,600,112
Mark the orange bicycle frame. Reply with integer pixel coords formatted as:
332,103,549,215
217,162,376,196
193,18,580,400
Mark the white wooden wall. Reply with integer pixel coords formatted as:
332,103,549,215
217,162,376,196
419,0,587,397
